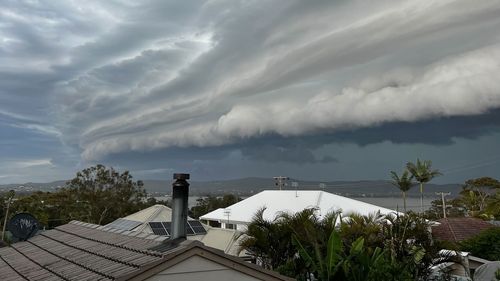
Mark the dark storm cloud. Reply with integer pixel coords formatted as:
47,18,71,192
1,0,500,182
240,145,337,164
313,108,500,146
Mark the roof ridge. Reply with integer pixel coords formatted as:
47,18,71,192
147,205,164,221
26,239,115,280
41,231,142,268
56,226,164,257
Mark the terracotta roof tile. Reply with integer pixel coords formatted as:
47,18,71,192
432,218,494,242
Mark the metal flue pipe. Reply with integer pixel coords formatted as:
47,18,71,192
170,173,190,240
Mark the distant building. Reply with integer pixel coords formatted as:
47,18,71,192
200,190,398,230
0,220,292,281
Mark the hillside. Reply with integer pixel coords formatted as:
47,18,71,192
1,177,462,197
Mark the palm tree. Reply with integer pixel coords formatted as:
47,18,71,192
406,159,442,214
390,170,415,213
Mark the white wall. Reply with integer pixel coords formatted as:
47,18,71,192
145,255,261,281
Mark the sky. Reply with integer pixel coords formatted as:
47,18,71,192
1,0,500,184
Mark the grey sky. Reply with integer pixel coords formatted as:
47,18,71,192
1,0,500,184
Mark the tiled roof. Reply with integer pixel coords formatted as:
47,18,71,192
0,221,292,281
0,221,177,280
431,218,494,242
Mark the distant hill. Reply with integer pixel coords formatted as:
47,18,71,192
0,180,67,193
186,178,462,197
1,177,462,197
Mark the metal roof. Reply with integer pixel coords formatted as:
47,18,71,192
200,190,398,224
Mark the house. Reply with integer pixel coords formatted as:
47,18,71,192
105,204,246,258
0,173,293,280
431,217,494,243
200,190,397,230
430,250,492,280
0,220,292,281
104,204,206,241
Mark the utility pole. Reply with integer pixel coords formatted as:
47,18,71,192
435,192,451,219
273,176,289,190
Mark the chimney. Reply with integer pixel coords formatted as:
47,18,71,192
170,173,190,240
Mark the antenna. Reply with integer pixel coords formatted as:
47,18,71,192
223,208,231,228
273,176,289,190
292,181,299,197
7,213,40,241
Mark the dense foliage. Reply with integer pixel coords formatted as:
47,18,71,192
424,177,500,220
460,227,500,261
190,194,241,219
1,165,160,232
239,208,439,280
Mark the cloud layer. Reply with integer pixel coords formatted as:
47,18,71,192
1,0,500,182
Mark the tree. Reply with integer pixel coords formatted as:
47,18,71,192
406,159,442,214
238,208,294,271
460,227,500,261
239,208,437,280
424,198,466,220
463,177,500,213
190,194,240,219
64,164,147,224
390,170,415,212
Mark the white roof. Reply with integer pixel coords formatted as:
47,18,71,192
200,190,397,224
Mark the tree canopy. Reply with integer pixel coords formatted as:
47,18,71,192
2,165,158,231
190,194,241,219
239,209,438,280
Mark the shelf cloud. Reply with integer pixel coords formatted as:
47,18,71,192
1,0,500,182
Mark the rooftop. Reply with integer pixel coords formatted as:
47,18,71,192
200,190,398,224
0,221,291,281
431,217,494,242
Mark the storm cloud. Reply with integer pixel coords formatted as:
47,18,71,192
1,0,500,183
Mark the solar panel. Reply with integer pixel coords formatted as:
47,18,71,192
151,227,169,236
149,222,168,236
147,220,207,236
149,222,163,228
186,222,195,235
105,219,142,231
188,220,207,234
161,222,171,235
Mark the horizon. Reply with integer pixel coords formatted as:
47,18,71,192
0,175,464,186
1,1,500,184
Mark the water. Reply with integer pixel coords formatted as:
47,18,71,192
353,197,434,212
154,196,434,211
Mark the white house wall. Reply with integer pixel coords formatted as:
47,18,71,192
144,255,262,281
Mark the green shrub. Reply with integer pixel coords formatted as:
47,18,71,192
460,227,500,261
